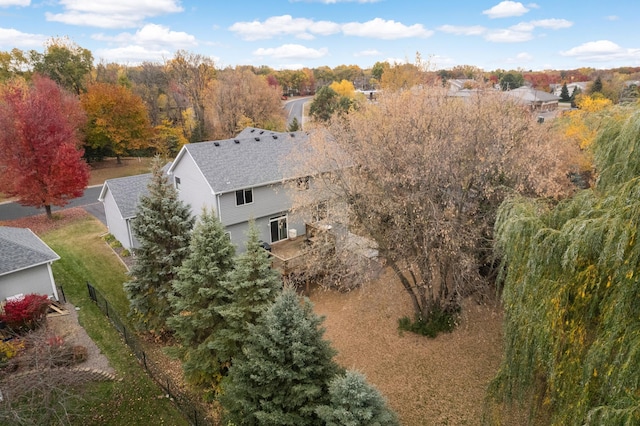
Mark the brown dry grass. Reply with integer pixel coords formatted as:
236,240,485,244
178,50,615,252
87,157,154,186
309,268,505,426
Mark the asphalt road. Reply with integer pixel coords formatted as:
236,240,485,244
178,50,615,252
0,185,105,224
283,96,311,129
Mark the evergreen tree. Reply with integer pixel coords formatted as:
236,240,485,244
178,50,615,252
316,370,399,426
590,76,603,94
167,208,235,393
559,82,571,102
213,221,282,362
221,289,342,425
124,157,194,336
287,116,300,132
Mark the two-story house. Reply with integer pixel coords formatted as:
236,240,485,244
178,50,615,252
100,128,314,251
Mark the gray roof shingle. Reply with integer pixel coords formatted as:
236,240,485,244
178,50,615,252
101,173,152,219
174,129,310,194
0,227,60,276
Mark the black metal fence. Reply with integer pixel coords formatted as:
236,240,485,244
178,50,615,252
86,282,213,426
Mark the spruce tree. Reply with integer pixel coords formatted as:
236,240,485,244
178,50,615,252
167,208,235,393
124,157,194,336
213,221,282,362
316,370,399,426
221,288,342,425
559,82,571,102
287,116,301,132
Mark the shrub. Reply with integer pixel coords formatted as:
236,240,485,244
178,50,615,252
0,339,23,366
103,233,115,243
0,294,50,334
120,249,131,257
398,306,459,338
109,239,122,249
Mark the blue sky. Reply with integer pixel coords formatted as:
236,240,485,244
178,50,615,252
1,0,638,71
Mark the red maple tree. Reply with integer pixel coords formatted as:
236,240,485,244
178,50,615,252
0,75,89,218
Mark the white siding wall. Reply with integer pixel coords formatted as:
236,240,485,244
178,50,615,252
102,189,134,250
0,264,57,301
172,152,215,219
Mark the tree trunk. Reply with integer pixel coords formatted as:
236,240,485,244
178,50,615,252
116,155,122,164
45,204,52,219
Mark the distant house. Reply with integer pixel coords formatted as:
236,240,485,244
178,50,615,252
0,226,60,301
98,173,152,251
167,128,312,248
503,86,560,112
550,81,589,97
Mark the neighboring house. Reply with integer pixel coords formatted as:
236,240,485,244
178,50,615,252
0,226,60,301
168,128,312,249
98,163,172,250
503,86,560,112
98,173,151,251
550,81,589,97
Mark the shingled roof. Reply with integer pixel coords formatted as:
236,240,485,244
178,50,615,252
98,173,152,219
0,227,60,276
168,129,311,194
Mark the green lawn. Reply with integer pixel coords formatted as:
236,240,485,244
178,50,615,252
43,214,189,426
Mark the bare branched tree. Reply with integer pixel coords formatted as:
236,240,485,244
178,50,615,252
0,328,90,425
290,86,581,320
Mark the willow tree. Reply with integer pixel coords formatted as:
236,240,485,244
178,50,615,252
292,86,578,327
489,104,640,424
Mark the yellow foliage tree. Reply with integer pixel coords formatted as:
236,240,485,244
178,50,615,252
152,119,188,158
329,79,356,98
563,94,614,150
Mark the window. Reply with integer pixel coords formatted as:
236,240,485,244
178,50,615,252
175,176,181,190
313,201,328,222
236,188,253,206
296,176,310,190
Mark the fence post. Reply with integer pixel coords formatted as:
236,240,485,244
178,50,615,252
58,286,66,303
142,351,147,370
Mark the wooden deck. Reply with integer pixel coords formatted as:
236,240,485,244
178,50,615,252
269,235,308,275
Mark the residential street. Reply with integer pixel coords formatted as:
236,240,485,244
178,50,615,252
0,186,105,223
283,96,311,129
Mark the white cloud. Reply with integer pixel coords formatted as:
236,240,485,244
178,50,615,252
354,49,381,57
483,1,529,19
230,16,431,41
0,27,45,47
527,3,540,8
253,44,328,60
95,45,172,65
93,24,197,50
229,15,340,41
530,19,573,29
438,25,486,36
0,0,29,6
483,18,571,42
485,29,533,42
560,40,640,63
342,18,433,39
507,52,533,62
605,15,619,21
46,0,183,29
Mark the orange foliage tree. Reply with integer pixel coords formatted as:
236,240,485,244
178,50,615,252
0,76,88,218
81,82,152,162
